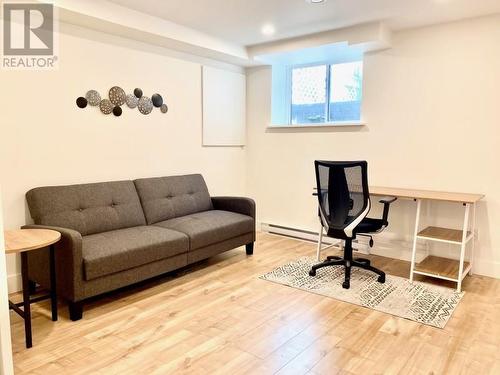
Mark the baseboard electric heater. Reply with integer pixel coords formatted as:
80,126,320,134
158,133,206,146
260,223,370,254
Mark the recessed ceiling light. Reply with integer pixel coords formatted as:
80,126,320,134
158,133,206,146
261,24,276,36
306,0,327,4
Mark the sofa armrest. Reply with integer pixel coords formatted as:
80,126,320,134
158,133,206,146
21,224,84,302
211,197,256,220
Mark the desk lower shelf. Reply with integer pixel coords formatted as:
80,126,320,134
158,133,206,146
414,256,471,282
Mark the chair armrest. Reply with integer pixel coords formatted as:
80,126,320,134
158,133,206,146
379,196,397,204
211,197,256,220
377,196,397,224
21,224,84,301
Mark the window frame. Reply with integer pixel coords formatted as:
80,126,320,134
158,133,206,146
288,59,363,125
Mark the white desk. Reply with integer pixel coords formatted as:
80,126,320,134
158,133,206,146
370,186,484,292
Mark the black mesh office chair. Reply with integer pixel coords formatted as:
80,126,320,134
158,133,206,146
309,160,397,289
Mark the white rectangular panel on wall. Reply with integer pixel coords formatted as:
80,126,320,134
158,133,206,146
202,66,246,146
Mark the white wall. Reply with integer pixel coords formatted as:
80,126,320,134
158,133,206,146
0,24,246,292
1,14,499,288
246,15,500,278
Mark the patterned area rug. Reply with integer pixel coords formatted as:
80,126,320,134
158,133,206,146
260,257,464,328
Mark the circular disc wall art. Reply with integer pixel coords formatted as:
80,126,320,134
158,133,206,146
109,86,126,106
76,97,88,108
152,93,163,107
85,90,101,106
125,94,138,108
77,87,170,117
99,99,114,115
113,106,122,117
134,88,143,98
138,96,153,115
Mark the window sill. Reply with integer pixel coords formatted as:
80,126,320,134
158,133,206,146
267,121,365,129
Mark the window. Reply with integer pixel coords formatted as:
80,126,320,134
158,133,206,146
290,61,363,124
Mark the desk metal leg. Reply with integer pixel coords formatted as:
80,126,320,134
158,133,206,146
469,203,476,276
49,245,58,321
20,252,32,349
457,204,470,293
410,199,422,283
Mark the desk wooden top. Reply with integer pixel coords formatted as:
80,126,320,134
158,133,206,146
4,229,61,254
370,186,484,204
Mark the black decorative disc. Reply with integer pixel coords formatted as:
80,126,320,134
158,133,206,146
152,93,163,107
113,106,122,117
134,88,143,98
76,97,88,108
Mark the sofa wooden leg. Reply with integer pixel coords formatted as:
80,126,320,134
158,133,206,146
68,301,83,321
246,242,254,255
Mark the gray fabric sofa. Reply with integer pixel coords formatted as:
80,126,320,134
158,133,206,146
23,174,255,320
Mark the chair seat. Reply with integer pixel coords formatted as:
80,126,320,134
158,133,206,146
82,226,189,280
354,217,385,234
153,210,254,250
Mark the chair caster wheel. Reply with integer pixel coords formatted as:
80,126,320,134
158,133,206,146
342,281,350,289
309,269,316,277
377,275,385,283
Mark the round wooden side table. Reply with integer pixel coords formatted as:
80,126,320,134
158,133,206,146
4,229,61,348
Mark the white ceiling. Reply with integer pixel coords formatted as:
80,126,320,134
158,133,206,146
108,0,500,46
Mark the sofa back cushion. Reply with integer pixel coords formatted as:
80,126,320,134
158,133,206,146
26,181,146,236
134,174,213,225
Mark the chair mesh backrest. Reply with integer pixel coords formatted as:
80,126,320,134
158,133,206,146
315,160,369,230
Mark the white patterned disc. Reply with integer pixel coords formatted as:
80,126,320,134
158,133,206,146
85,90,101,106
138,96,153,115
126,94,138,109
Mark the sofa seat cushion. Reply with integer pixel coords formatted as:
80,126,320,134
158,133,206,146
153,210,254,250
82,226,189,280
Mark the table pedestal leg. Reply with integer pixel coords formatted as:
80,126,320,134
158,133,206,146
49,245,58,321
21,252,32,348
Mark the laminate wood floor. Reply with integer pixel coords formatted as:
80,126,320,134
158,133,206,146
9,232,500,374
